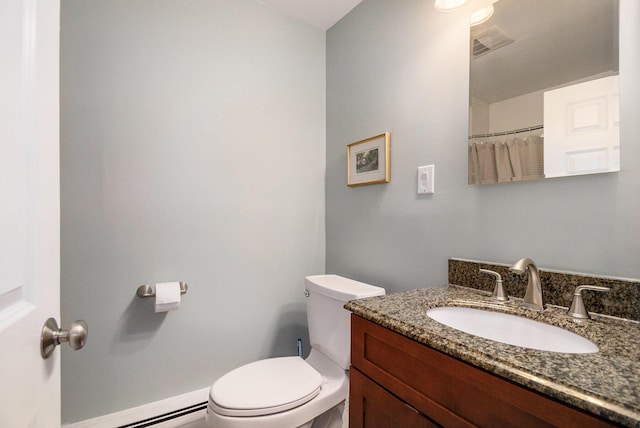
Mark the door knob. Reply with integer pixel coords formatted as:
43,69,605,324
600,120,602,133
41,318,88,359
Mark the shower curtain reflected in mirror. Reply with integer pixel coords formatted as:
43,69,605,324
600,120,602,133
468,134,544,185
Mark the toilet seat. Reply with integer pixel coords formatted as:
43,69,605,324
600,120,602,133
210,356,323,417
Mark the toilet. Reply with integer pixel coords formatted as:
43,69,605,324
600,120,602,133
206,274,385,428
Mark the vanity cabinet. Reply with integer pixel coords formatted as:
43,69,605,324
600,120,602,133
349,314,616,428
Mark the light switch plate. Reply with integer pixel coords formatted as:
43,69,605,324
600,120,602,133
417,165,434,194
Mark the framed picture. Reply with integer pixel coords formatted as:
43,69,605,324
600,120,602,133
347,132,390,186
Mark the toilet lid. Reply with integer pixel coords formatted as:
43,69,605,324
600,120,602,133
210,356,323,417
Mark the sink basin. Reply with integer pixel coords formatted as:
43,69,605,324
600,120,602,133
426,306,598,354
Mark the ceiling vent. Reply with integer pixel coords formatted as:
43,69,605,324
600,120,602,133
471,25,514,58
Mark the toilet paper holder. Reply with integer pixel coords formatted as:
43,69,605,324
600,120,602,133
136,282,188,299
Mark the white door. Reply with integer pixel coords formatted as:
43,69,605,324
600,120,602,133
544,75,620,178
0,0,61,426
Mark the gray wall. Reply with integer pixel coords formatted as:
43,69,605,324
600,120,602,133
61,0,325,423
61,0,639,423
326,0,640,293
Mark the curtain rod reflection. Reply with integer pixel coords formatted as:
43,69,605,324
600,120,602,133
469,125,543,140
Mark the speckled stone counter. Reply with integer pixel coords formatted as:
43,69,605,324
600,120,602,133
449,258,640,321
345,285,640,427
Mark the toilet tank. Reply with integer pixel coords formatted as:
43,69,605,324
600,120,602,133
305,275,385,370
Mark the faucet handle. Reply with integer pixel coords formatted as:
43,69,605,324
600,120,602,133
479,269,508,302
567,285,610,319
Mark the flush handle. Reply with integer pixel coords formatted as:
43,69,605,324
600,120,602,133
41,318,88,359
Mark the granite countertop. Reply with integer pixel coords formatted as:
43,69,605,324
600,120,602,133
345,285,640,427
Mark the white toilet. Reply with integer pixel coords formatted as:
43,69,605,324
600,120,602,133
206,274,385,428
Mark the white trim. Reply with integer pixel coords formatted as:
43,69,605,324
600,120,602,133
63,388,210,428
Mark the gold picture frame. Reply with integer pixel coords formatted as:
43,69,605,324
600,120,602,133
347,132,390,186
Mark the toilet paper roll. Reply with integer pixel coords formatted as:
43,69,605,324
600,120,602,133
154,282,181,313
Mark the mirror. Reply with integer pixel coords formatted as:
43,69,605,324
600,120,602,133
468,0,619,185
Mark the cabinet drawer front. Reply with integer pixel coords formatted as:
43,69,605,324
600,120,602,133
351,315,615,428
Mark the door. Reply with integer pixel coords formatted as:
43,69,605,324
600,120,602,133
0,0,61,426
544,75,620,178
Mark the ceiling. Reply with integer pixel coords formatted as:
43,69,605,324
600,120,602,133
471,0,618,103
259,0,618,103
259,0,363,30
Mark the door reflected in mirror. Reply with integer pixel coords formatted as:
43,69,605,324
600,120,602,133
468,0,619,185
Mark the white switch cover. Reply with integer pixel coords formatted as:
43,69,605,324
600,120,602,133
417,165,434,194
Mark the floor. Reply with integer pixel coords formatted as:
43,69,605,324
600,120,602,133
177,419,207,428
176,402,346,427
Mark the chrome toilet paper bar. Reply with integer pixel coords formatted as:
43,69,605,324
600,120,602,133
136,282,188,299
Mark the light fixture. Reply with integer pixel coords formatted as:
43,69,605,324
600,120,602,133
470,5,494,26
434,0,470,12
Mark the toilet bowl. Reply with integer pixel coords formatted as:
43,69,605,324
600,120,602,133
207,350,347,428
206,275,385,428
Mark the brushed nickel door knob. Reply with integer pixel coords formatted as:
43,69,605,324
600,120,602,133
41,318,88,359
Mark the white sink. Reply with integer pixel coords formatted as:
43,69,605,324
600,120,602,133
426,306,598,354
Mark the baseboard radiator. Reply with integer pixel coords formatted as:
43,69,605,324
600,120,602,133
116,402,207,428
63,388,209,428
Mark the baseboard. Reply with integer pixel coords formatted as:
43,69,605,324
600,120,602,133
62,387,210,428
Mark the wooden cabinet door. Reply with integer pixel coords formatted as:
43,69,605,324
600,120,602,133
350,367,439,428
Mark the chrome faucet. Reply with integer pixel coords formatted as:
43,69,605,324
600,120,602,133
509,258,544,311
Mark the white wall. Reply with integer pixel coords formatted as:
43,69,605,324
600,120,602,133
471,92,543,137
469,96,489,135
488,90,543,133
60,0,325,423
326,0,640,292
